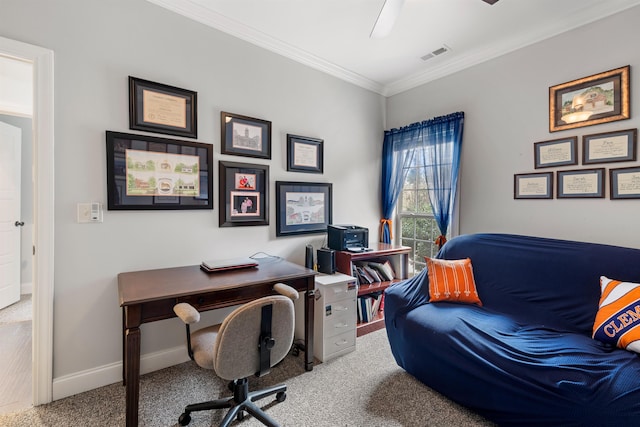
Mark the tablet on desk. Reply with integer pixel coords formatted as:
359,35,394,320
200,257,258,273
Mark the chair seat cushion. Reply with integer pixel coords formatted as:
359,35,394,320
191,324,221,370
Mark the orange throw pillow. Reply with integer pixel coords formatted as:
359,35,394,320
592,276,640,353
426,257,482,306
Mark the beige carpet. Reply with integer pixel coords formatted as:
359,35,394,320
0,329,494,426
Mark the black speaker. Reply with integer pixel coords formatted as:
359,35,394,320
305,245,314,270
317,248,335,274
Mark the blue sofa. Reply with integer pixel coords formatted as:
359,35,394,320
384,233,640,426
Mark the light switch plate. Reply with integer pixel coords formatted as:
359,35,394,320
77,202,103,223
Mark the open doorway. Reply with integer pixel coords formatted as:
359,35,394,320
0,36,54,412
0,53,34,415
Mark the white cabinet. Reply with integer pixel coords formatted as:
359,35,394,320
295,272,357,362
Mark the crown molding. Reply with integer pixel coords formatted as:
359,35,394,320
146,0,385,95
148,0,640,98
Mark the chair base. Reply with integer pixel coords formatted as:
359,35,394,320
178,378,287,427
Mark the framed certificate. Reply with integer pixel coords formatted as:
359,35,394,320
534,137,578,169
583,128,637,165
129,76,197,138
610,166,640,199
514,172,553,199
287,134,324,174
557,168,605,199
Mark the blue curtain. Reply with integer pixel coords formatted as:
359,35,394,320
380,112,464,247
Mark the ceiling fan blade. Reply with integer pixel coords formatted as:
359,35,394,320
482,0,500,4
370,0,406,39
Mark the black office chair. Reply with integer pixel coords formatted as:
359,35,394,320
173,283,298,427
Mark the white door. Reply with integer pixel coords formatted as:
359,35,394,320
0,120,21,310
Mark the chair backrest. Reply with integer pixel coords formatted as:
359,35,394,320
212,294,294,380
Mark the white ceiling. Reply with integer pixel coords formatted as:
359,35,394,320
147,0,640,96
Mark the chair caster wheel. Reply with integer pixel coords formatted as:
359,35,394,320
276,391,286,402
178,412,191,426
237,410,245,421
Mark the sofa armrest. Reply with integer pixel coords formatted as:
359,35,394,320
384,269,430,325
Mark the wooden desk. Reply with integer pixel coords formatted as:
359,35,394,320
118,257,316,427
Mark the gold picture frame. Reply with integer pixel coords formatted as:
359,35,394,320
549,66,630,132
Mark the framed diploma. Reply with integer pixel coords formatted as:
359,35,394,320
583,128,637,165
275,181,332,236
129,77,197,138
514,172,553,199
610,166,640,199
557,168,605,199
534,137,578,169
219,161,269,227
221,111,272,160
287,134,324,174
106,131,213,210
549,65,630,132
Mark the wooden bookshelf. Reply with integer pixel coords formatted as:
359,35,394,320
335,243,411,337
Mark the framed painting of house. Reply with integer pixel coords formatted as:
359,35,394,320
549,66,629,132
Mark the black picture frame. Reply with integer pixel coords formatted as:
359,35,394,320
514,172,553,199
275,181,332,237
534,137,578,169
557,168,605,199
286,134,324,173
583,128,637,165
219,161,269,227
106,131,212,210
610,166,640,199
549,65,630,132
129,76,197,138
221,111,271,159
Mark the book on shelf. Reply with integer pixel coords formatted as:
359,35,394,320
357,292,384,323
367,260,395,281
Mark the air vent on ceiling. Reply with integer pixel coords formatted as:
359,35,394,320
420,45,450,62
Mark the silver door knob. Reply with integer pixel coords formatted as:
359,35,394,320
15,221,24,227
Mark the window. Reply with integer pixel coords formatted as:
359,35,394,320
397,153,448,275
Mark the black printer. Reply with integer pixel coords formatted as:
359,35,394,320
327,224,369,251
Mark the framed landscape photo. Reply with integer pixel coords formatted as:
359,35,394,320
514,172,553,199
219,161,269,227
221,111,271,159
287,134,324,173
583,128,637,165
549,66,630,132
610,166,640,199
534,137,578,169
557,168,605,199
129,76,197,138
275,181,332,236
106,131,212,210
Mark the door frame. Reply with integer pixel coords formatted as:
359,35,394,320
0,36,54,406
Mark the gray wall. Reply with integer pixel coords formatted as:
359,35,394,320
0,114,33,291
0,0,384,385
387,7,640,249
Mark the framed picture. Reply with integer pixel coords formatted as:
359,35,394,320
275,181,332,237
583,128,637,165
106,131,212,210
514,172,553,199
557,168,605,199
129,76,197,138
534,137,578,169
287,134,324,173
610,166,640,199
219,161,269,227
549,65,630,132
221,111,271,159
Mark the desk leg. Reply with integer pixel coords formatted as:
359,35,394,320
304,285,315,371
124,327,141,427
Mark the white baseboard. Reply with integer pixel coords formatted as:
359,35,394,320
52,345,190,401
21,282,32,295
